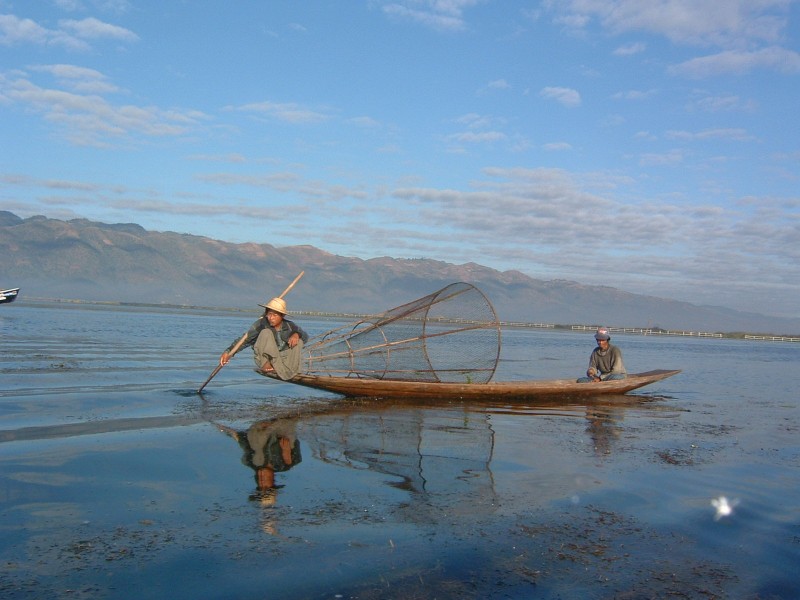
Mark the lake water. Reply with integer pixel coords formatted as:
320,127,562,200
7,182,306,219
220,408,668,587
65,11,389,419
1,301,798,599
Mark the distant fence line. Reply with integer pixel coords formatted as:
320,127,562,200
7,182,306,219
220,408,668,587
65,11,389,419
291,312,800,342
569,325,724,338
743,334,800,342
571,325,800,342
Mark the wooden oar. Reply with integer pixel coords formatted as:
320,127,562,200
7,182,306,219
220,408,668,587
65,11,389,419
197,270,305,393
196,333,247,393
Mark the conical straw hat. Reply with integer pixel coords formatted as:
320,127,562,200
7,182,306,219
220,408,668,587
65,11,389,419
259,297,288,314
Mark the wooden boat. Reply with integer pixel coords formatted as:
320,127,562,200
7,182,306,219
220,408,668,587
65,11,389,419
248,282,680,401
0,288,20,304
260,369,681,401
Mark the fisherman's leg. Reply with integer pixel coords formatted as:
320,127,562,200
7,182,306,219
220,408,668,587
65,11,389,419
604,373,626,380
253,330,280,371
271,340,304,380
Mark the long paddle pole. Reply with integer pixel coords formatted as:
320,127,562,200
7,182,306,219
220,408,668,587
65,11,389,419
197,271,305,393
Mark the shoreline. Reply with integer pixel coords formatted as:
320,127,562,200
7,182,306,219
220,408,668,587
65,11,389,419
14,296,800,342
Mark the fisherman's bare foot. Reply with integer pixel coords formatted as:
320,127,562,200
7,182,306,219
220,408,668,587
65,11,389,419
261,361,275,373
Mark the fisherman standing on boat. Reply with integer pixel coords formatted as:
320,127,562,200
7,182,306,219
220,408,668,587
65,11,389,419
219,297,308,380
577,327,626,383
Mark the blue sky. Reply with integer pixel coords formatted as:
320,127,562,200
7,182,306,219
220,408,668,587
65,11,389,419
1,1,799,318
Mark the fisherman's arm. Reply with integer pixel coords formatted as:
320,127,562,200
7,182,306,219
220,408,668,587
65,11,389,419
284,320,309,348
220,319,263,365
604,347,626,378
586,353,602,382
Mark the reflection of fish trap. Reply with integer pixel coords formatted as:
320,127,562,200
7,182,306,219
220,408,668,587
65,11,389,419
303,282,501,383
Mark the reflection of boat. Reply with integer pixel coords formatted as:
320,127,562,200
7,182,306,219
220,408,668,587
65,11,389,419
300,405,497,500
261,369,681,400
0,287,20,304
295,398,653,509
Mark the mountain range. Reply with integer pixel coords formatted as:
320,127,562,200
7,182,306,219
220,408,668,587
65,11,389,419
2,210,797,335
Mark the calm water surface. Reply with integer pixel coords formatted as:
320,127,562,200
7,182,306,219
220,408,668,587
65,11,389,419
1,301,798,599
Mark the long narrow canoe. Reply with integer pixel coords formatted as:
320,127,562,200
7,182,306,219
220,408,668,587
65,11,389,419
260,369,681,400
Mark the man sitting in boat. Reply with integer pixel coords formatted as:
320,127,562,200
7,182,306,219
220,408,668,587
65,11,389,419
577,327,626,383
219,297,308,380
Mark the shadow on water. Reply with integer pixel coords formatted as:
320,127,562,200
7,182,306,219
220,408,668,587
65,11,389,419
0,387,678,443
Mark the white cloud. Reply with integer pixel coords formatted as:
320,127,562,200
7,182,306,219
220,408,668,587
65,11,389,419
231,101,332,124
487,78,510,89
0,13,83,48
53,0,85,10
1,67,207,146
187,153,248,164
446,130,507,144
599,114,625,127
540,86,581,107
30,64,120,94
543,142,573,151
197,172,369,203
545,0,792,48
687,93,757,113
666,128,755,142
455,112,506,129
0,13,136,49
613,41,646,56
639,150,684,166
349,116,382,128
478,78,512,95
380,0,482,31
612,89,656,100
58,17,137,41
670,46,800,78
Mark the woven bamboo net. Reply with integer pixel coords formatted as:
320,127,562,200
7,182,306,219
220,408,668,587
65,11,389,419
303,282,501,383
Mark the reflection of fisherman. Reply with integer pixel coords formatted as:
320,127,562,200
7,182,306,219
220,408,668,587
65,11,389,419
584,407,621,458
218,419,302,504
219,297,308,380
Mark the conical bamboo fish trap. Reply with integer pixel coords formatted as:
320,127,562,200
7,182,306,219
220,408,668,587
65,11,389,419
303,282,501,383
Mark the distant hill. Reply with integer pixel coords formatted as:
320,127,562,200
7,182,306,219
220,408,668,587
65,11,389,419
2,210,798,335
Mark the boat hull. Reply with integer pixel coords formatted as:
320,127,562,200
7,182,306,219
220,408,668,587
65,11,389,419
262,369,681,400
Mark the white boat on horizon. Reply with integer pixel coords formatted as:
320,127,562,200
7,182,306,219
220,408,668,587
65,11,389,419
0,287,20,304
